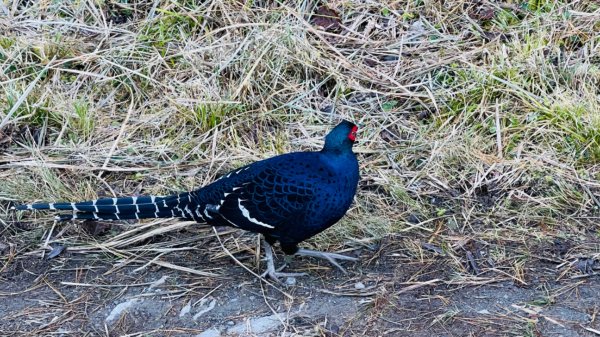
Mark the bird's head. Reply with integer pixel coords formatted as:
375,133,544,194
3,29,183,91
322,120,358,153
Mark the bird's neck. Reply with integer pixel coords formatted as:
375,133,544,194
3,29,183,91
321,144,353,156
320,148,356,163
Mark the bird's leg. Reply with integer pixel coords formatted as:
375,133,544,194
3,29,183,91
295,248,358,274
260,239,307,282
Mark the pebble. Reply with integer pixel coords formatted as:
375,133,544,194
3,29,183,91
285,277,297,286
227,314,283,335
179,300,192,317
354,282,365,290
195,328,221,337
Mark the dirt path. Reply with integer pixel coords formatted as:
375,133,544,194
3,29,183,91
1,232,598,337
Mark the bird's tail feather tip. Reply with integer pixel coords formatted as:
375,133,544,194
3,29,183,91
12,204,32,211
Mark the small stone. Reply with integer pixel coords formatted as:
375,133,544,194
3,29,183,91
285,277,296,286
179,300,192,317
192,299,217,320
195,328,221,337
227,314,283,335
148,275,168,290
354,282,365,290
407,213,421,224
105,298,141,324
227,321,235,326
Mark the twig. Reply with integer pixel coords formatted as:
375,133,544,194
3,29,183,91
318,288,379,297
571,272,599,279
495,100,502,158
132,258,220,278
581,326,600,335
396,279,441,294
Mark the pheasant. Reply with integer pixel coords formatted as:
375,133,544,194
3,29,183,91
14,120,360,280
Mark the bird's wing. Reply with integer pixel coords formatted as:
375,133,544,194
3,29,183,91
212,166,315,231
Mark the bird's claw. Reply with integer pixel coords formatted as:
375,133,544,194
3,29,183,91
261,269,307,283
260,261,307,283
295,248,358,274
259,261,286,275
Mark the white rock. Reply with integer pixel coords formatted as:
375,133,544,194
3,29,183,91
105,298,141,324
193,298,217,320
148,275,169,290
407,20,426,37
227,314,283,335
180,300,192,317
195,328,221,337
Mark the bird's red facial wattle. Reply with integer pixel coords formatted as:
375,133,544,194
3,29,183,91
348,125,358,142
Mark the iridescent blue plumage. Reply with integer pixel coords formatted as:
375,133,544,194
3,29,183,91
14,120,360,278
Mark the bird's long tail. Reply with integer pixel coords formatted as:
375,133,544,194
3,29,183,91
13,192,204,222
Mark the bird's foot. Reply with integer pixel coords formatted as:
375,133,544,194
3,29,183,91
295,248,358,274
261,239,306,283
260,263,307,283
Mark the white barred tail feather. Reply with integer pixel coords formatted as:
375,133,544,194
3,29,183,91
54,210,177,221
15,193,203,222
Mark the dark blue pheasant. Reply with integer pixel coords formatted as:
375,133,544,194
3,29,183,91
14,120,360,279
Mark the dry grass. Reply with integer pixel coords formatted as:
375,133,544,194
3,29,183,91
1,0,599,336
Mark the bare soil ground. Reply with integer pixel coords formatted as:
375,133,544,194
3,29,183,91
1,225,599,336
